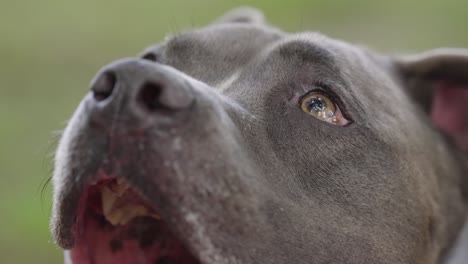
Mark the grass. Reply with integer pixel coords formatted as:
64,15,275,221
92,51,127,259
1,0,467,263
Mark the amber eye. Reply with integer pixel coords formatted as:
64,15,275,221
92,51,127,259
300,92,350,126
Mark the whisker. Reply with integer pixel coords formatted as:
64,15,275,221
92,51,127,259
38,128,63,211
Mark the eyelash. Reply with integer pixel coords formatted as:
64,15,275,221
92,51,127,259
300,82,337,106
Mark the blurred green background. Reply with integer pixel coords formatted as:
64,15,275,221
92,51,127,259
1,0,467,263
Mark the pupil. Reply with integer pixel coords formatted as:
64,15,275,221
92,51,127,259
308,97,326,112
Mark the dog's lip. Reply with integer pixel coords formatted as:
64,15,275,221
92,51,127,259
52,182,86,249
51,180,89,248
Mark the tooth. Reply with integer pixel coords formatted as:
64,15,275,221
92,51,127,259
150,213,160,220
112,179,129,196
101,186,118,215
116,177,125,185
119,205,147,225
106,207,124,226
105,205,161,225
117,206,135,225
100,179,161,225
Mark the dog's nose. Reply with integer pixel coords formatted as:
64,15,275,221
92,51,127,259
88,58,195,123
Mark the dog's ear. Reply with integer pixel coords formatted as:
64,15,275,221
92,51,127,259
213,7,265,25
395,48,468,150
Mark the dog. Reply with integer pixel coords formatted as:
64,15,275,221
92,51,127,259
50,7,468,264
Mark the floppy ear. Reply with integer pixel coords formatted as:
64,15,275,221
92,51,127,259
213,7,265,25
395,48,468,150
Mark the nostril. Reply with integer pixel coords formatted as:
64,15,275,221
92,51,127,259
91,72,116,101
141,52,158,62
138,82,166,112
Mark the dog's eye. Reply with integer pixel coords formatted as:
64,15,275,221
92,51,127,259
300,92,350,126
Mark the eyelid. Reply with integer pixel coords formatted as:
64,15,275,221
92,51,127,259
300,83,353,126
300,84,335,108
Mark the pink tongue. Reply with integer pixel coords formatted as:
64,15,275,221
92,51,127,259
71,219,157,264
431,83,468,150
70,214,199,264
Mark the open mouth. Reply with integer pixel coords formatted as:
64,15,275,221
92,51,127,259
70,177,201,264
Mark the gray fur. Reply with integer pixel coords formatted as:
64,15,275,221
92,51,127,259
52,8,468,264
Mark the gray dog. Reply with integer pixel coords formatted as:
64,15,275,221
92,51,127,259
51,7,468,264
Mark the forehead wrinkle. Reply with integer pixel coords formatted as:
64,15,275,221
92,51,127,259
267,35,350,91
276,35,337,70
264,38,349,95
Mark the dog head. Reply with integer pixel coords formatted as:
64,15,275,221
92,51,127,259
51,7,468,264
